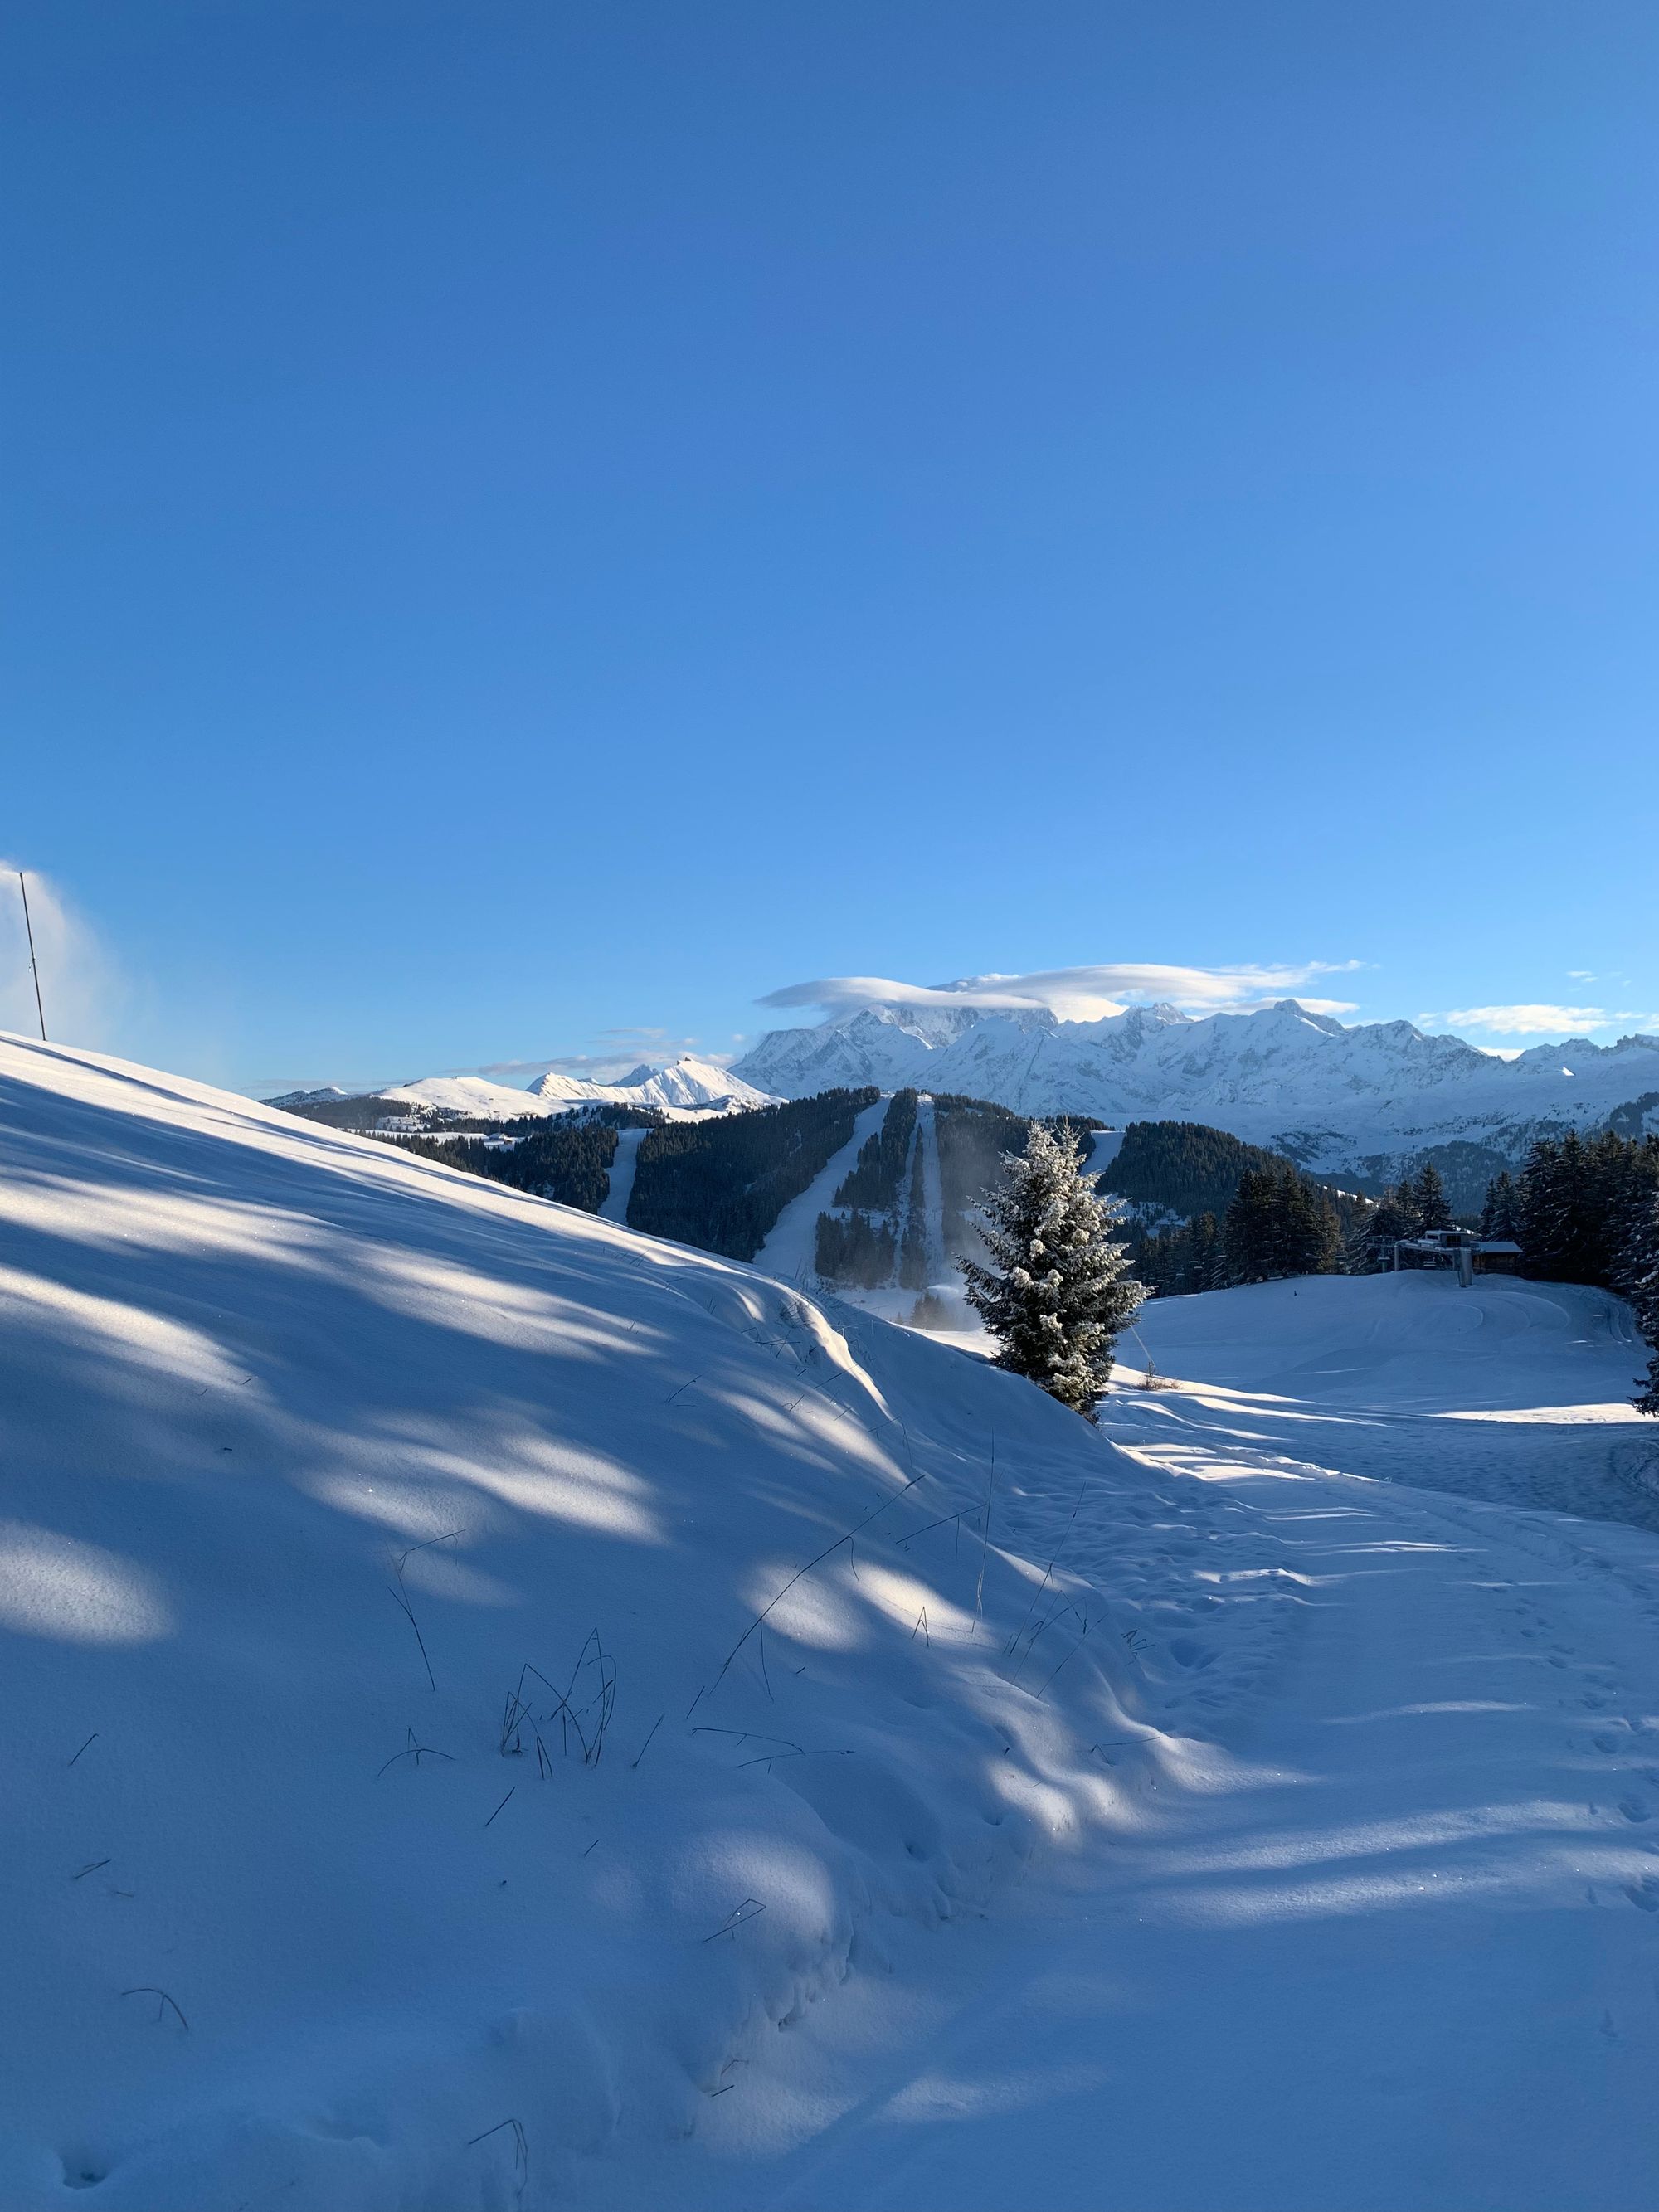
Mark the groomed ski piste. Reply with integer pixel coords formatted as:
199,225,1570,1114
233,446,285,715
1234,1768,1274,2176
2,1034,1658,2211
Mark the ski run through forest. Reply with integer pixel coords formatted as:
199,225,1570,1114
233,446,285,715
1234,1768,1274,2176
3,1034,1659,2210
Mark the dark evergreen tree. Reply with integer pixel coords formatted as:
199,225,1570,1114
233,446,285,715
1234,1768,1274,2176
1219,1169,1275,1281
1612,1140,1659,1300
1630,1174,1659,1414
898,1140,929,1289
960,1122,1145,1415
815,1208,897,1287
1479,1170,1520,1239
1516,1133,1599,1281
1356,1177,1424,1267
1221,1163,1343,1283
1514,1128,1659,1299
1413,1162,1453,1232
1635,1218,1659,1417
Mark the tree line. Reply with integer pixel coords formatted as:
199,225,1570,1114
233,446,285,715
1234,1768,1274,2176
1135,1164,1365,1294
815,1091,932,1291
1481,1130,1658,1301
628,1089,879,1261
394,1121,620,1212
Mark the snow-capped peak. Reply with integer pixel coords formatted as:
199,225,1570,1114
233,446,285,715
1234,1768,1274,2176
732,992,1659,1179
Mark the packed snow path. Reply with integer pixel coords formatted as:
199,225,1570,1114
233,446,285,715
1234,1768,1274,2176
597,1276,1659,2212
599,1124,645,1223
653,1478,1659,2211
751,1095,888,1284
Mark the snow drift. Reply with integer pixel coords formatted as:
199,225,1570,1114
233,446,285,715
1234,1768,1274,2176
0,1033,1194,2210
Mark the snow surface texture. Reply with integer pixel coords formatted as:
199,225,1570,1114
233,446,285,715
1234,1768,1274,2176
586,1274,1659,2212
734,995,1659,1179
10,1033,1659,2210
0,1034,1165,2210
379,1055,779,1124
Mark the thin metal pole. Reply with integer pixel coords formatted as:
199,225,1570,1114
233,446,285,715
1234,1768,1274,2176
17,871,46,1040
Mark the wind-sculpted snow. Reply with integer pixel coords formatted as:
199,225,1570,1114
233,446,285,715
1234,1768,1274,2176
0,1033,1237,2210
734,996,1659,1179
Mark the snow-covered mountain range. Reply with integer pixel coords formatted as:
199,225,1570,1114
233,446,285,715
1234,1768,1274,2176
733,997,1659,1186
270,1053,779,1122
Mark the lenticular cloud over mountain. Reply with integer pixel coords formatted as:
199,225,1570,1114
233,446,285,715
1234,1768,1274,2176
758,960,1365,1023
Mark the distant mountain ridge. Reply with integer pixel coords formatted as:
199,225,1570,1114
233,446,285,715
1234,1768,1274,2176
266,1055,779,1123
732,996,1659,1189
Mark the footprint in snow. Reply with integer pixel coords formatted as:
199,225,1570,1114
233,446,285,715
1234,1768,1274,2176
1619,1796,1652,1823
1626,1877,1659,1912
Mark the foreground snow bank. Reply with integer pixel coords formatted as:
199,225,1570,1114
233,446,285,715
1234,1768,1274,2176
0,1036,1243,2210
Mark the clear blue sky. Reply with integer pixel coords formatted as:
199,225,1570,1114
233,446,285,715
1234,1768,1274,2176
4,1,1656,1092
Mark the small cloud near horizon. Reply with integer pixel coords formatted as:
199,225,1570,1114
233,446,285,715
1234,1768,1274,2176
758,960,1365,1024
465,1030,735,1085
1422,1002,1645,1038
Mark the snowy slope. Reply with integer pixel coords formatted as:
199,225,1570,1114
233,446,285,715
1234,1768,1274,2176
0,1033,1166,2210
735,996,1659,1179
588,1272,1659,2212
13,1032,1659,2211
1126,1270,1655,1529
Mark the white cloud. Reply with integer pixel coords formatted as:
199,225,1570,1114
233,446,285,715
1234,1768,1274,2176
1434,1003,1608,1036
466,1029,719,1085
0,863,119,1048
1567,970,1597,983
758,961,1364,1024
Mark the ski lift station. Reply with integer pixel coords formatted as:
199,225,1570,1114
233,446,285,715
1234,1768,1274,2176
1390,1226,1523,1286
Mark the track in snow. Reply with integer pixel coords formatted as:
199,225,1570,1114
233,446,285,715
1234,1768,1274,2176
600,1124,646,1223
751,1096,889,1284
591,1270,1659,2212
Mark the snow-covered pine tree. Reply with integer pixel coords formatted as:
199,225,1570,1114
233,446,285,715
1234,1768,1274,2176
959,1121,1145,1416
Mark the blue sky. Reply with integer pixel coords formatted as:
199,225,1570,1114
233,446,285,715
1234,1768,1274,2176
3,1,1657,1093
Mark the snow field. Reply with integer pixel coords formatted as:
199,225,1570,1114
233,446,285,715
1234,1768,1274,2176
12,1035,1659,2210
1123,1269,1657,1530
0,1036,1221,2210
586,1272,1659,2211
